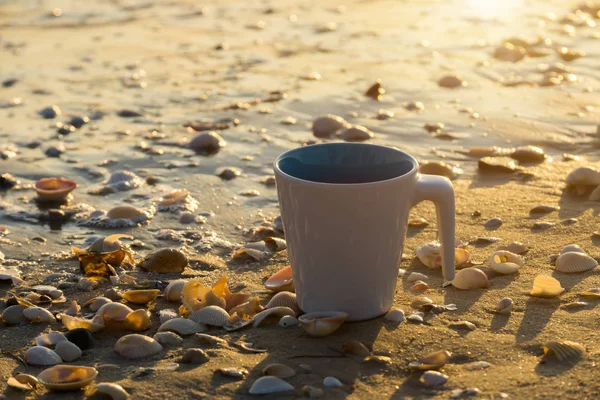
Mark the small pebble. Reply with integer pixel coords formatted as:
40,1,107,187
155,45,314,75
483,218,502,229
384,309,405,324
365,80,384,100
323,376,343,388
450,388,482,398
449,321,476,331
464,361,491,371
39,105,61,119
438,75,467,88
45,142,65,157
420,371,448,386
57,124,76,135
69,115,90,128
181,348,209,364
376,109,394,120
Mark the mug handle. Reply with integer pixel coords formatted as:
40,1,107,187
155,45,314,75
412,173,456,282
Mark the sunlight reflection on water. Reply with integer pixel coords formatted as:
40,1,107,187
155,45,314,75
464,0,525,19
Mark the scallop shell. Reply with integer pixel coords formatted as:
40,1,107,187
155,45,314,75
312,114,349,138
59,314,104,332
342,340,370,357
530,275,564,298
159,309,179,324
189,131,226,153
407,272,428,282
124,309,152,331
139,248,188,273
541,341,586,363
336,125,374,142
264,266,294,292
264,237,287,252
489,250,525,274
165,280,187,302
495,298,514,315
189,305,230,327
158,318,207,335
384,309,405,324
37,365,98,391
95,302,134,322
54,340,82,362
24,346,62,366
229,297,264,319
35,177,77,202
252,306,297,328
249,376,294,395
2,305,27,325
278,315,299,327
409,350,451,370
450,268,489,290
555,252,598,273
265,292,300,315
121,289,160,304
298,311,348,337
497,241,528,254
182,278,226,312
35,331,68,347
114,334,163,359
419,161,462,179
263,363,296,378
153,331,184,347
561,244,586,255
84,297,113,312
94,383,130,400
23,307,56,323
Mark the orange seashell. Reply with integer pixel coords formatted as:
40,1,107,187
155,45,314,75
35,177,76,202
264,266,294,293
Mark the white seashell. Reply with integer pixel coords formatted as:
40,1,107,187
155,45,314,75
216,367,249,379
450,268,489,290
278,315,299,327
8,374,38,391
407,312,425,323
251,306,297,328
32,285,63,299
24,346,62,366
54,340,82,362
263,363,296,378
158,318,207,335
35,331,67,347
565,166,600,188
95,302,134,322
530,275,564,297
489,250,524,274
420,370,448,386
85,297,113,311
159,309,178,324
560,244,586,255
264,237,287,252
497,241,528,254
407,272,428,282
23,307,55,323
114,334,163,359
165,280,187,302
465,361,491,370
265,291,300,315
298,311,348,337
495,298,514,315
409,350,451,370
483,217,502,229
384,309,405,324
323,376,344,388
189,305,230,326
37,365,98,391
95,383,131,400
555,252,598,273
249,376,294,395
153,331,184,347
312,114,349,138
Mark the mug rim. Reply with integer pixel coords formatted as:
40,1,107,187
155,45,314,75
273,142,418,187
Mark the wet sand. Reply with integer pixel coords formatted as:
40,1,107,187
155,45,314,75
1,0,600,398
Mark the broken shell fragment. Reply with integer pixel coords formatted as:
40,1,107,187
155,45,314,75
342,340,370,357
419,161,462,179
216,367,249,379
94,383,131,400
35,177,77,202
264,266,294,292
298,311,348,337
114,334,162,359
495,298,514,315
450,268,489,290
264,237,287,252
228,297,263,319
489,250,525,274
182,278,226,312
579,288,600,298
37,365,98,391
530,275,565,297
8,374,38,391
59,314,104,332
555,252,598,273
407,312,424,323
121,289,160,305
249,376,294,395
263,363,296,378
158,318,206,336
139,248,188,273
541,341,586,363
408,218,429,228
409,350,451,371
35,331,68,347
24,346,62,366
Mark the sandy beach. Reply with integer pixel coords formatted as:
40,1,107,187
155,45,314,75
1,0,600,398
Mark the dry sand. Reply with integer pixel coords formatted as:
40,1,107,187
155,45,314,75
1,0,600,398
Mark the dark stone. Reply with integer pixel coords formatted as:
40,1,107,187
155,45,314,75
69,115,90,128
117,109,143,118
39,105,61,119
2,78,18,87
64,328,95,350
57,124,76,135
0,173,19,190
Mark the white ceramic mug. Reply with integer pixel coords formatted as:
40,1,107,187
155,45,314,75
274,143,455,321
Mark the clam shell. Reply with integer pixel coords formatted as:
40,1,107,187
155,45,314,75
153,331,184,347
530,275,564,297
84,297,113,311
541,341,586,363
489,250,525,274
139,248,188,273
298,311,348,337
497,241,528,254
159,309,179,324
483,217,503,229
216,367,248,379
24,346,62,366
312,114,349,138
37,365,98,391
114,334,163,359
158,318,207,335
181,348,209,364
265,291,300,315
35,331,68,347
419,161,462,179
529,204,559,215
189,305,230,326
124,309,152,331
59,314,104,332
342,340,370,357
589,185,600,201
565,167,600,192
278,315,299,327
54,341,82,362
407,272,428,282
560,244,586,255
450,268,489,290
2,305,27,325
107,205,145,220
264,266,294,292
104,288,122,301
121,289,160,304
182,278,226,312
323,376,344,388
158,189,191,206
189,131,226,152
409,350,451,370
264,237,287,252
420,370,448,386
495,298,514,315
411,280,430,291
165,280,187,302
32,285,63,299
96,302,134,322
263,363,296,378
336,125,374,142
23,307,56,323
95,383,130,400
249,376,294,395
384,309,405,324
35,177,77,202
252,306,297,328
555,252,598,273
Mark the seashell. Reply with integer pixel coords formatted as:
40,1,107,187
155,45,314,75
530,275,564,298
298,311,348,337
408,217,429,228
264,237,287,252
216,367,248,379
478,156,519,173
411,297,434,308
532,221,555,231
158,318,207,335
24,346,62,366
59,314,104,332
563,301,588,309
239,342,268,353
465,361,491,371
384,309,405,323
65,301,80,317
181,348,209,364
114,334,162,359
565,166,600,195
32,285,63,299
159,309,178,324
589,186,600,201
493,43,526,62
23,307,56,323
189,131,226,153
104,288,122,301
194,333,228,347
24,292,54,305
83,297,113,313
63,328,95,350
229,297,263,319
364,355,392,364
510,145,546,163
106,205,146,220
278,315,299,327
420,370,448,386
105,170,143,191
8,374,38,391
530,204,559,215
489,250,524,274
579,288,600,298
217,167,242,180
409,350,451,370
232,247,270,261
7,376,34,391
312,114,349,138
35,177,77,202
139,248,188,273
449,320,476,331
211,275,250,311
2,305,27,325
189,305,230,326
336,125,374,142
416,242,470,268
249,376,294,395
251,306,297,328
263,363,296,378
0,266,23,285
121,289,160,305
94,383,130,400
560,244,586,255
54,340,82,362
495,298,514,315
182,278,226,312
438,75,467,88
165,279,187,302
323,376,344,388
497,241,528,254
342,340,370,357
377,109,394,120
153,331,184,347
158,189,192,206
265,291,300,314
264,266,294,292
35,331,68,347
37,365,98,391
419,161,462,179
96,302,134,322
483,217,502,229
124,309,152,331
541,341,586,363
555,252,598,273
411,280,430,291
407,272,428,282
450,268,489,290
